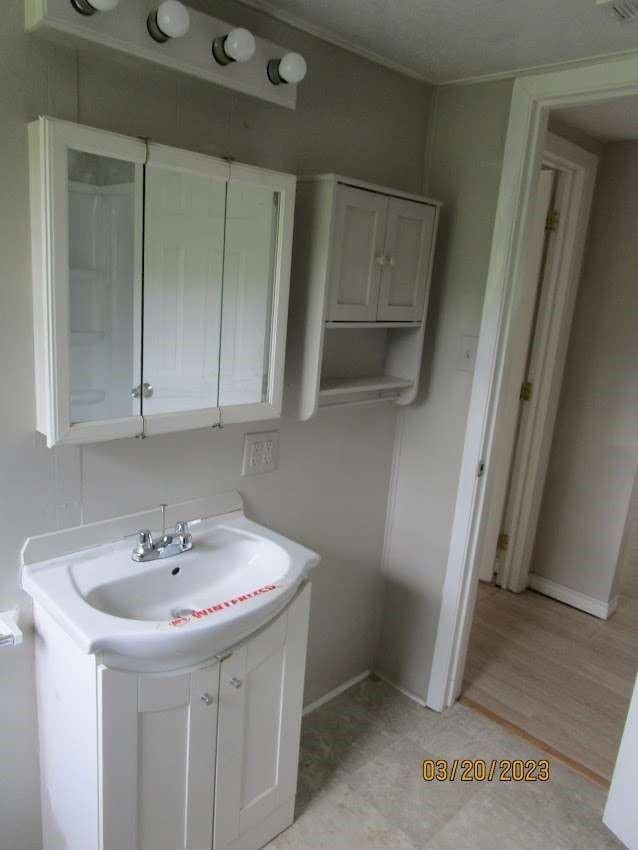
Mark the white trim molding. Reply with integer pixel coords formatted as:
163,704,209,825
237,0,431,83
489,133,598,594
373,669,428,708
302,670,370,715
528,574,619,620
427,53,638,712
439,47,638,88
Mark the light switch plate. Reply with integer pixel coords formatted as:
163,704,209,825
242,431,280,476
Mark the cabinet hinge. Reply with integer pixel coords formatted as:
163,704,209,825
520,380,533,402
497,532,509,551
545,209,560,232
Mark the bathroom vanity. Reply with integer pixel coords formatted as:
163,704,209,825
22,493,319,850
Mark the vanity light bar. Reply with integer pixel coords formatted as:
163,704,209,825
67,0,307,86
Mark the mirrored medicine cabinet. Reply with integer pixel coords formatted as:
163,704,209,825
29,117,295,447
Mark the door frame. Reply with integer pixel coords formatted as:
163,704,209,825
427,54,638,712
481,132,599,591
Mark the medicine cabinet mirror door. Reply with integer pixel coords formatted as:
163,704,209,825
218,166,295,424
141,155,296,435
326,184,388,322
376,197,436,322
141,146,230,436
31,118,146,446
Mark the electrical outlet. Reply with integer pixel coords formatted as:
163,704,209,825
242,431,280,476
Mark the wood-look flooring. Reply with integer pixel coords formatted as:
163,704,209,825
463,556,638,782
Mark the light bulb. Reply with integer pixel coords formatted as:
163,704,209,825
267,52,307,86
147,0,190,43
70,0,119,14
212,27,256,66
88,0,120,9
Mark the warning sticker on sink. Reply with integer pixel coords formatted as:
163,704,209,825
169,584,279,627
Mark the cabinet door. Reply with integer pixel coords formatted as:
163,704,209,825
29,117,146,446
98,661,219,850
214,585,311,850
326,185,387,322
377,197,436,322
141,146,230,435
218,165,296,425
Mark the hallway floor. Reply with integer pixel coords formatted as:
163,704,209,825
463,561,638,783
266,678,621,849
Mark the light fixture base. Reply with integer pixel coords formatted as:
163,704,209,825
267,59,283,85
212,36,233,66
147,11,169,43
70,0,97,15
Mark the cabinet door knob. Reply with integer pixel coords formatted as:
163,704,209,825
374,254,386,267
386,255,395,267
131,382,154,399
229,677,243,689
200,692,215,706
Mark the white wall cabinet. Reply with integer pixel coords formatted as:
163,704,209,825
29,117,296,446
285,175,440,419
35,584,311,850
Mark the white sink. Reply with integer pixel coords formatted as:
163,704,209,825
22,511,319,664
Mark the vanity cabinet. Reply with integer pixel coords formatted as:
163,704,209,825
214,588,309,850
29,117,295,446
99,662,220,850
35,584,311,850
285,174,440,419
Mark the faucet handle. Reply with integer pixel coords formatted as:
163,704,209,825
174,521,192,549
138,529,153,547
133,529,154,559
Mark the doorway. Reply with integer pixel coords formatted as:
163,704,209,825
425,58,638,846
463,100,638,783
477,131,599,593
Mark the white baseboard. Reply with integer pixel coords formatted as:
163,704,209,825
528,573,617,620
301,667,432,718
373,669,428,707
302,670,370,716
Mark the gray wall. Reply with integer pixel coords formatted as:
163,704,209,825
377,79,514,700
0,2,432,846
531,141,638,606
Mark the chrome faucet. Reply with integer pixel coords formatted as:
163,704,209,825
132,505,193,562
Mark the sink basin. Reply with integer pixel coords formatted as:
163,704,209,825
22,511,319,664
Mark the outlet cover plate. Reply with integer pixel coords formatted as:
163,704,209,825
242,431,280,476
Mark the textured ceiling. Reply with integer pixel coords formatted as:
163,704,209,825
553,95,638,141
240,0,638,83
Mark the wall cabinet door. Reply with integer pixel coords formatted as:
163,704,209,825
377,197,436,322
326,185,387,322
141,146,229,435
214,584,311,850
218,166,295,425
98,661,219,850
29,117,146,446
